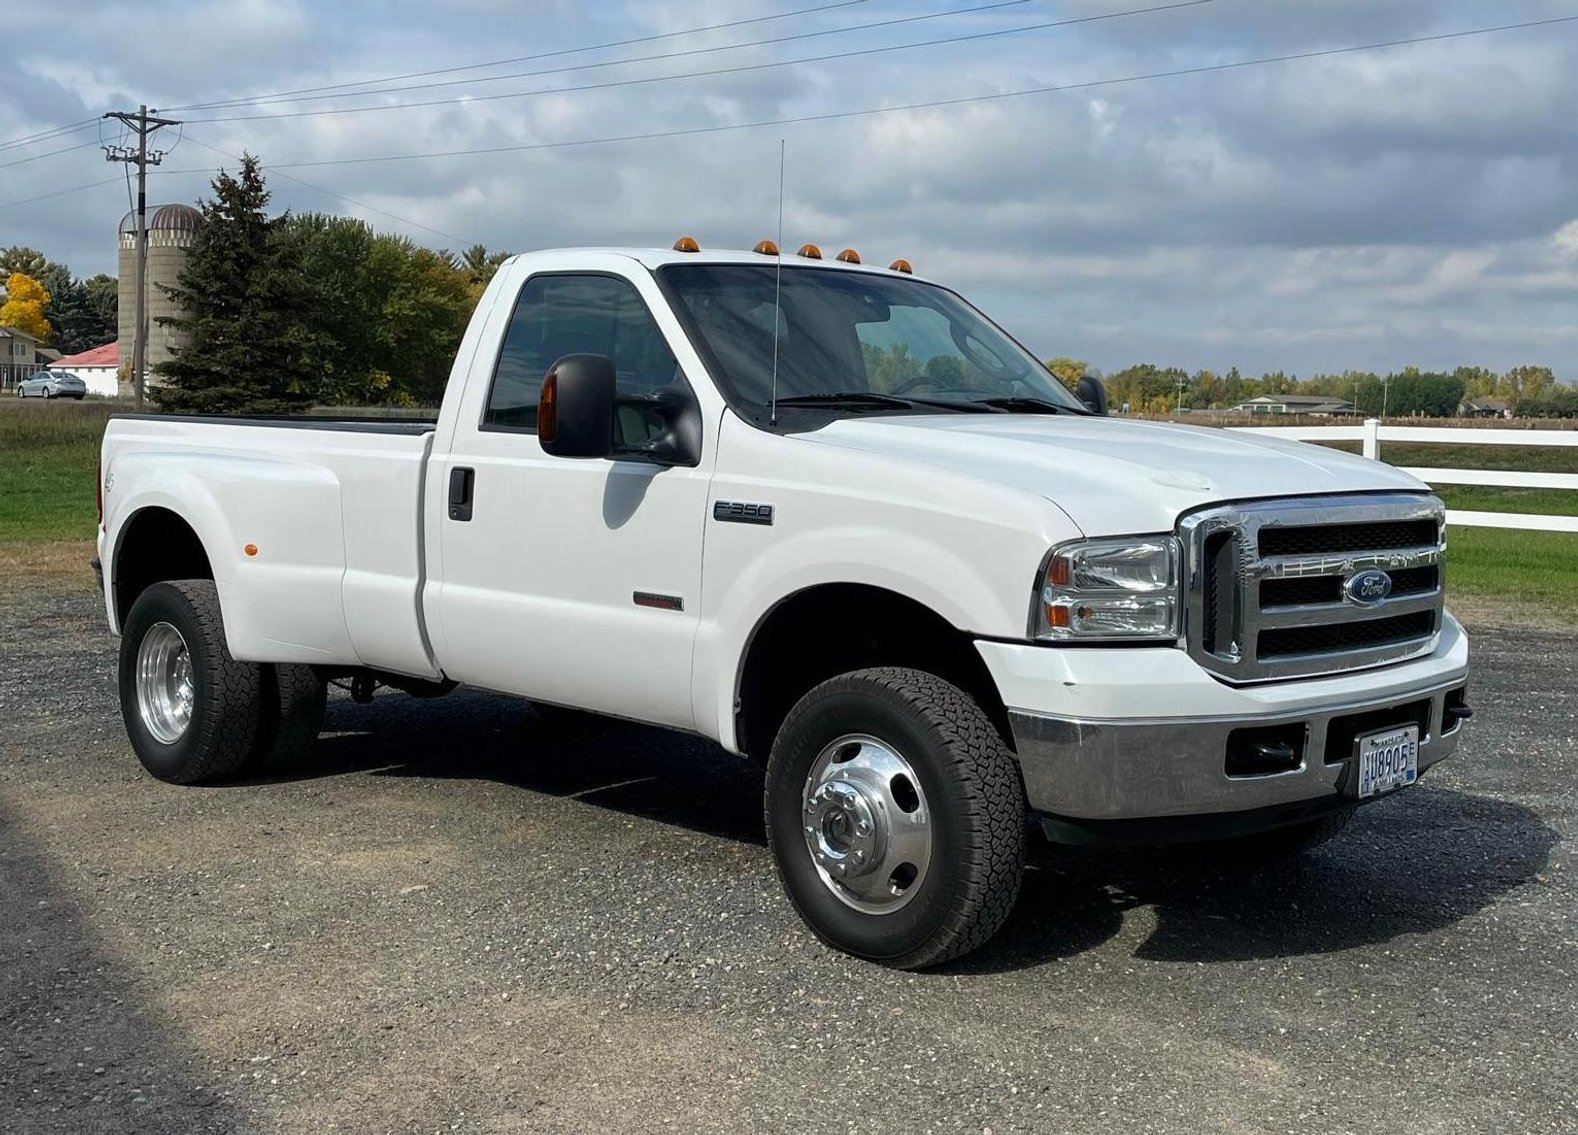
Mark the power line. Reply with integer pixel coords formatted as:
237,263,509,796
181,135,477,246
0,138,103,172
182,0,1033,116
0,176,126,211
166,0,876,113
185,0,1203,125
0,118,98,154
250,14,1578,172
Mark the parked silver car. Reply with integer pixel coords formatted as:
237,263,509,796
15,371,88,399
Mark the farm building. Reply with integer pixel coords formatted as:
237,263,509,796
48,341,121,397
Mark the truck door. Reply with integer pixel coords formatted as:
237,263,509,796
433,270,711,730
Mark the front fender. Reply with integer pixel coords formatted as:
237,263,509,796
696,524,1045,752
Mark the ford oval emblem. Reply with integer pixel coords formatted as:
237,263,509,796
1343,569,1393,606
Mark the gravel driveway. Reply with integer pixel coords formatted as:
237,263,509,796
2,585,1573,1134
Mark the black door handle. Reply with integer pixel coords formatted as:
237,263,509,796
448,466,475,521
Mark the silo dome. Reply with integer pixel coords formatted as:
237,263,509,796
118,203,203,236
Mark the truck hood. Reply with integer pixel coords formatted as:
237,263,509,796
807,414,1427,535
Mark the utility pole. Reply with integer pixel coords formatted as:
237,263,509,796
104,106,180,412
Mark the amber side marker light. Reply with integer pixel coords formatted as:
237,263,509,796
753,239,780,255
796,243,822,259
244,544,259,557
673,235,700,252
836,248,861,264
889,258,914,274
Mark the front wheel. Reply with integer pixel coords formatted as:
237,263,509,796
765,667,1026,969
118,580,265,784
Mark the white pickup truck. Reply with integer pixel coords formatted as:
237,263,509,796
97,241,1471,968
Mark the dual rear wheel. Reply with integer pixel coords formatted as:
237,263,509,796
118,580,326,784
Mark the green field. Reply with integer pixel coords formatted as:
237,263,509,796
0,397,119,543
3,399,1575,623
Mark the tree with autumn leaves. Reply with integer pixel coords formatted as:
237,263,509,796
0,271,52,343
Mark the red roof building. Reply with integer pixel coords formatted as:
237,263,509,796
50,341,120,369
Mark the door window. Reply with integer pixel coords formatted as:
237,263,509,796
483,273,680,440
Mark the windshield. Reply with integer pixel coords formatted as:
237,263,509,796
659,264,1085,419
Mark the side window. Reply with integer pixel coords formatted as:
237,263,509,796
483,273,680,436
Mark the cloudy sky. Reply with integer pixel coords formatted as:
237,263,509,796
2,0,1575,378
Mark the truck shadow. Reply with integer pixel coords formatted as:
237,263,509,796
266,691,1557,972
952,786,1558,973
0,796,252,1133
255,689,769,846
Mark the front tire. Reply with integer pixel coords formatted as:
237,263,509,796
118,580,264,784
765,667,1025,969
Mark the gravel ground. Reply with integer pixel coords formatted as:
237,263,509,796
1,585,1573,1134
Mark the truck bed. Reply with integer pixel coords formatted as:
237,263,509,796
101,414,441,679
111,412,438,435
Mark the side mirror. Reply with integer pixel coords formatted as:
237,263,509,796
539,354,616,458
1075,374,1109,416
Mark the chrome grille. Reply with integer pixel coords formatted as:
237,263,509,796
1179,494,1446,683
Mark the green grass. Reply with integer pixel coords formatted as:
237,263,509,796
1447,527,1578,623
0,397,120,543
1432,484,1578,517
1319,439,1578,473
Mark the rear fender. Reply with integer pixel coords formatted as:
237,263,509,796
105,449,353,662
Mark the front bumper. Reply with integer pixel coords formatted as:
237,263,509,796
977,614,1470,839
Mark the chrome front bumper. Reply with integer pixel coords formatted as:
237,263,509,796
1010,677,1468,831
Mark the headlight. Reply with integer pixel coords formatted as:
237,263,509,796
1033,537,1181,641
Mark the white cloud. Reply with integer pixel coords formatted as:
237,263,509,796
3,0,1575,377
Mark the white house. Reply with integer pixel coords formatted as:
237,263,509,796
48,341,121,397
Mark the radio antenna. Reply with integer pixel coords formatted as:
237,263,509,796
769,137,785,427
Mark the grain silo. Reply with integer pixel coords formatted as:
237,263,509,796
117,203,202,396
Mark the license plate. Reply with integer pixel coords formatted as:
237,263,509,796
1355,725,1419,799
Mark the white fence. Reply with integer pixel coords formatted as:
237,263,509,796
1229,419,1578,533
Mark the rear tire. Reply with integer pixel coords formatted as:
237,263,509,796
248,664,327,772
765,667,1025,969
118,580,264,784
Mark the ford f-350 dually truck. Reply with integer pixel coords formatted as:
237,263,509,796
97,240,1471,968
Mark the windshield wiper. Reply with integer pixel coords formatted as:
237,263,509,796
971,396,1077,414
771,392,995,413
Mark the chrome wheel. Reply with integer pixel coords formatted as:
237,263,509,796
801,733,932,914
136,621,195,744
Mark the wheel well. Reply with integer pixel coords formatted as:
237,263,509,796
113,508,213,627
734,583,1011,761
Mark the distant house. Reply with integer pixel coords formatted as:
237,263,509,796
1,325,46,390
49,341,121,397
1460,396,1512,419
1229,393,1359,416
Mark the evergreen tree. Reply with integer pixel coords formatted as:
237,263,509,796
51,274,118,355
154,155,316,414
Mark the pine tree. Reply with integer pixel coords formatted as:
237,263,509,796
154,155,317,414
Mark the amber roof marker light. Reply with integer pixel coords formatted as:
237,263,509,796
889,258,914,274
672,235,700,252
754,239,781,256
836,248,861,264
796,243,822,259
